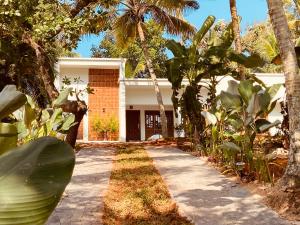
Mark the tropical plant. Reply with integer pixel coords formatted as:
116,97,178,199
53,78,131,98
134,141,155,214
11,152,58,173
166,16,265,141
0,85,75,224
17,95,78,144
112,0,199,138
267,0,300,190
217,80,282,168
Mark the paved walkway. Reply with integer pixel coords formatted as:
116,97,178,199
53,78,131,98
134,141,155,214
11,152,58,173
47,148,114,225
146,146,295,225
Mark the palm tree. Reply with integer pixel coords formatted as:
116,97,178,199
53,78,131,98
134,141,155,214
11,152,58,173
113,0,199,138
229,0,245,80
267,0,300,190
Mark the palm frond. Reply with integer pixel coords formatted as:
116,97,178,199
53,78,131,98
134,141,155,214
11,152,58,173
113,11,138,47
147,5,196,37
147,0,199,12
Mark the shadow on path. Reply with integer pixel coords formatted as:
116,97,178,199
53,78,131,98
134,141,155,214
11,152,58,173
47,148,114,225
146,146,293,225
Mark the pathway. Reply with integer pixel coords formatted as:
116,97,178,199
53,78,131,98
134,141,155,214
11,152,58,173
47,148,114,225
146,146,296,225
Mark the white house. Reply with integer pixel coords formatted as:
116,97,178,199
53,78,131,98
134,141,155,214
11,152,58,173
56,57,285,142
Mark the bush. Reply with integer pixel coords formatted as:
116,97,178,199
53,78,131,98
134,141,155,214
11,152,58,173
92,114,119,141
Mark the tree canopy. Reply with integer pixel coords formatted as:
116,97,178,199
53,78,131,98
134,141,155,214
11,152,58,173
91,20,168,78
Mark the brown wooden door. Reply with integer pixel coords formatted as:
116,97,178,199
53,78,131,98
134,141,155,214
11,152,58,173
126,110,141,141
145,111,174,139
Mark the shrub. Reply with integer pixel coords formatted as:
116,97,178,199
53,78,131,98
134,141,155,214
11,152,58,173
92,114,119,141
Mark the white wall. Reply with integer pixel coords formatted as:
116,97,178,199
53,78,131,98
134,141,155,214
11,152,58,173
126,87,173,105
57,67,90,141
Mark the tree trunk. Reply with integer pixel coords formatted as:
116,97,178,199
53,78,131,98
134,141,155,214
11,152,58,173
229,0,245,80
267,0,300,189
137,22,168,138
23,35,87,148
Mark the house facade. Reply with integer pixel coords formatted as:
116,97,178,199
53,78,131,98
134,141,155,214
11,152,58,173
56,57,286,142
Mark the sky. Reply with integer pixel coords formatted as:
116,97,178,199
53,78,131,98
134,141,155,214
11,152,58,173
75,0,269,57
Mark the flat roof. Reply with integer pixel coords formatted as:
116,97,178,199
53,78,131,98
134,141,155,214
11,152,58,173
58,57,126,69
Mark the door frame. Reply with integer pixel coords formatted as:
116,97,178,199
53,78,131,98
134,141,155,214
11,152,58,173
144,110,174,139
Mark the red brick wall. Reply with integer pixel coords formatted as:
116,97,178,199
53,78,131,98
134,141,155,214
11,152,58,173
88,69,119,141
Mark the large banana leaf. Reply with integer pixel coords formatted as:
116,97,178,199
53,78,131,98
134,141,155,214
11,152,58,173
192,15,215,48
217,22,234,48
166,40,186,58
228,52,265,68
0,137,75,225
0,85,27,120
220,91,242,110
267,83,282,100
238,80,254,105
220,142,241,152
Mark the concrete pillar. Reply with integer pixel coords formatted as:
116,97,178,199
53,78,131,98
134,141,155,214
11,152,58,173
119,60,127,142
140,109,145,141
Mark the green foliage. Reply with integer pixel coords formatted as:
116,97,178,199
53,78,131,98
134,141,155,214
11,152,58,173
0,85,77,145
0,0,112,100
206,81,281,174
167,18,266,140
91,20,168,78
92,114,119,140
17,96,77,144
0,85,27,120
0,85,75,224
0,136,75,225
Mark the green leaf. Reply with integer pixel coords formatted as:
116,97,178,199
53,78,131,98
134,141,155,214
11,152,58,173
0,123,18,155
166,40,186,58
220,91,242,110
52,88,72,107
228,52,265,68
227,115,243,130
192,15,215,47
49,108,63,131
247,74,267,88
257,92,271,112
0,85,27,120
220,142,241,152
238,80,254,104
61,114,76,131
218,22,234,48
0,137,75,225
267,84,282,100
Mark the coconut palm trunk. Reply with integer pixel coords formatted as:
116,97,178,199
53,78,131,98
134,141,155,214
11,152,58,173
137,22,168,138
267,0,300,189
229,0,245,80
